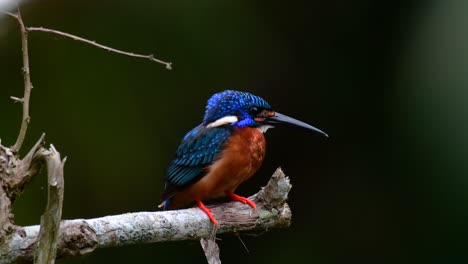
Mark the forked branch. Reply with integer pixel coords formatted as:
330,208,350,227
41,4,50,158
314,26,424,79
3,8,171,152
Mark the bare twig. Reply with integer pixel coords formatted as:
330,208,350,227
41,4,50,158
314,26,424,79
4,8,172,151
4,8,172,152
34,145,66,264
27,27,172,69
9,8,32,154
1,10,17,18
237,235,250,253
10,96,24,103
1,168,292,263
3,10,172,69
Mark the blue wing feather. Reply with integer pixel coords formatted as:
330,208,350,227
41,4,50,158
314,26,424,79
163,125,232,197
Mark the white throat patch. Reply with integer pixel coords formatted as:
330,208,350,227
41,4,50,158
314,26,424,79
257,125,273,133
207,116,238,128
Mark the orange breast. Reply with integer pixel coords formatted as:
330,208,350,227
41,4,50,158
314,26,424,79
169,127,266,208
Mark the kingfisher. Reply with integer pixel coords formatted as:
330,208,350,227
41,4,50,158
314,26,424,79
160,90,327,226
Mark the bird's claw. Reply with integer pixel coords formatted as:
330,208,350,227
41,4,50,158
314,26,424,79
196,200,219,226
225,191,257,210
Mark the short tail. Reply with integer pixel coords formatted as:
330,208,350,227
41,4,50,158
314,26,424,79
158,197,172,210
160,180,177,210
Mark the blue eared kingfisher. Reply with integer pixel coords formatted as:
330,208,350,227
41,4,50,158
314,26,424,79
160,90,327,226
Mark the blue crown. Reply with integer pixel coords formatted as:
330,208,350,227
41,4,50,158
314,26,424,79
203,90,271,125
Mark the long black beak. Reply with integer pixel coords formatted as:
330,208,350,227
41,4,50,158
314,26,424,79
264,112,328,137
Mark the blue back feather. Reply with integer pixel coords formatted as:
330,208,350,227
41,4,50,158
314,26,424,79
164,125,232,190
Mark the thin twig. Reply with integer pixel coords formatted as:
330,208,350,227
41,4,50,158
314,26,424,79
10,96,24,103
27,27,172,69
10,8,32,154
237,235,250,254
1,10,18,18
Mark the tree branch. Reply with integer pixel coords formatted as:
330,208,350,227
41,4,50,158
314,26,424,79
200,236,221,264
26,27,172,70
4,7,172,153
5,134,45,200
0,135,59,261
0,182,14,246
1,10,17,19
1,168,292,263
9,8,32,154
34,145,66,264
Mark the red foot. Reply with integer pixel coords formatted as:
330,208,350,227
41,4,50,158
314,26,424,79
195,200,219,226
225,191,257,209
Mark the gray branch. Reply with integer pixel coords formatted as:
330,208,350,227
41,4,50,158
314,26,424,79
26,27,172,70
0,135,45,247
11,8,33,154
1,168,291,263
200,236,221,264
34,146,66,264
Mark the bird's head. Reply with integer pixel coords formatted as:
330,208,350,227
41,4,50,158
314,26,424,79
203,90,328,137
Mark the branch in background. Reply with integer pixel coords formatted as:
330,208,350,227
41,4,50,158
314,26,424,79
27,27,172,70
1,168,292,263
4,6,172,150
1,7,41,247
1,10,17,18
9,8,32,154
34,146,66,264
2,10,172,70
1,8,68,264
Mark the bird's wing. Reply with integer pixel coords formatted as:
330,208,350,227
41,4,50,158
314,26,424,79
161,124,232,200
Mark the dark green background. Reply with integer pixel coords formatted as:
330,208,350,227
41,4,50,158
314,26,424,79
2,0,468,263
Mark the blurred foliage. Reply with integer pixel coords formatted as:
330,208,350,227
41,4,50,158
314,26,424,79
1,0,468,263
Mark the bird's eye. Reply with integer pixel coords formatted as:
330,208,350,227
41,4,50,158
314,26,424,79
250,107,261,117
